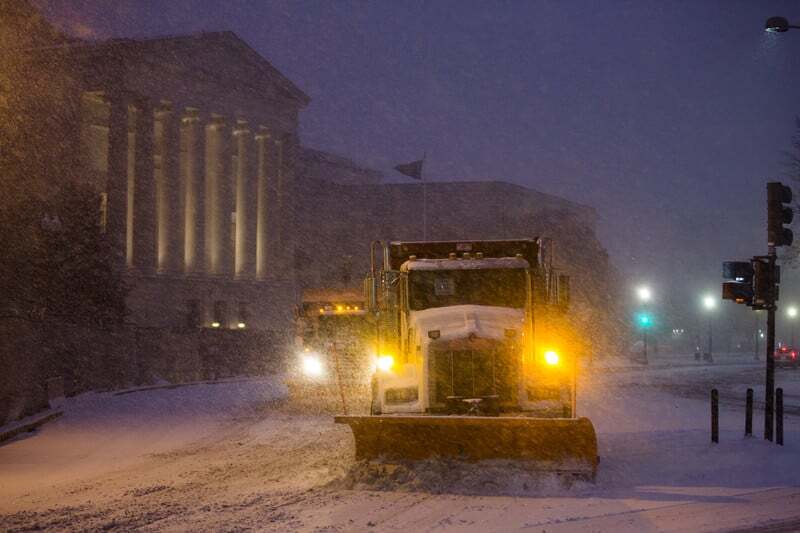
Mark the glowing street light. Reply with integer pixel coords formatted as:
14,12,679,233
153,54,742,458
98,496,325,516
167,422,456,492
636,285,652,303
702,295,716,310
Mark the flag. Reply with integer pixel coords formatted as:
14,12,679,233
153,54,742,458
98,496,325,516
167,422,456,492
394,159,424,180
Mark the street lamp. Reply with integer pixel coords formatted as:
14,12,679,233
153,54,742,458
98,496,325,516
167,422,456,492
787,305,798,347
637,285,652,303
761,16,797,443
702,294,716,361
636,285,653,363
765,16,800,33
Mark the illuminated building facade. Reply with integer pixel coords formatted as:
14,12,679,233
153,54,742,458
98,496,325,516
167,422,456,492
36,32,309,331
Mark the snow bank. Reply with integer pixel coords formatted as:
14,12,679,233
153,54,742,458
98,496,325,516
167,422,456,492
0,376,287,500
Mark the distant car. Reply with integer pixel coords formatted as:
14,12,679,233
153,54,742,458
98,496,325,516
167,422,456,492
774,346,799,368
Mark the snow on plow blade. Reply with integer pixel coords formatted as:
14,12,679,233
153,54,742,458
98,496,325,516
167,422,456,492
335,415,599,478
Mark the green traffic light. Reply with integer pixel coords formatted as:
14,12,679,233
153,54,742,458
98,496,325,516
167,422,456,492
637,313,652,328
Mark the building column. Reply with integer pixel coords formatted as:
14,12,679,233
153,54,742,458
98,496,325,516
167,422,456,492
254,126,271,280
105,92,130,272
233,120,257,279
133,99,157,274
205,115,232,276
155,104,183,274
182,108,204,274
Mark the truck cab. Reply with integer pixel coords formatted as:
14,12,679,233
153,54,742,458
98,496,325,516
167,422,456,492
367,239,573,417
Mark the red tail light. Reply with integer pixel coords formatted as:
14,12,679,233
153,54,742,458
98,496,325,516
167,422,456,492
793,352,797,359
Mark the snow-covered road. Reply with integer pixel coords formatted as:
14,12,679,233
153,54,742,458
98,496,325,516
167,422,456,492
1,360,800,532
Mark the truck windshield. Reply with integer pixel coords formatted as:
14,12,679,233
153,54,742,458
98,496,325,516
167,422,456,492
408,268,527,311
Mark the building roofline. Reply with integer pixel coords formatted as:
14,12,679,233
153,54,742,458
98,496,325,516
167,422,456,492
299,147,384,179
15,30,310,106
379,179,597,214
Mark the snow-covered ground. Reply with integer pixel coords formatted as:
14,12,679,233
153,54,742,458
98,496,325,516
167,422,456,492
1,359,799,532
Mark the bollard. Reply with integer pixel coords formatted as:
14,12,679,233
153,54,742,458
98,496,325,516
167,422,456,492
745,388,753,436
776,387,783,446
711,388,719,444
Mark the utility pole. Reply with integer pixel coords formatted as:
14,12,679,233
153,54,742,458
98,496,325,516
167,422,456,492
643,327,648,363
763,182,793,441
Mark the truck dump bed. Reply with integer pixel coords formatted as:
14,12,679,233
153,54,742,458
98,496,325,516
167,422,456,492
388,239,540,270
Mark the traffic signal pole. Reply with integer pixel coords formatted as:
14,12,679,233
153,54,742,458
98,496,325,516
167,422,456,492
765,250,776,441
722,182,792,444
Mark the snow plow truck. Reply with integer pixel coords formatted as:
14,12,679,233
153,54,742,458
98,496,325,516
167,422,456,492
335,239,599,478
287,288,373,413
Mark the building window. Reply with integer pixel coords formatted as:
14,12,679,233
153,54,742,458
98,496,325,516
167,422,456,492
186,299,202,328
212,300,227,328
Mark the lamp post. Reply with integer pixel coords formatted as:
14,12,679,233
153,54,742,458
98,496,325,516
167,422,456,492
702,295,716,361
787,305,798,347
636,285,652,364
762,18,796,441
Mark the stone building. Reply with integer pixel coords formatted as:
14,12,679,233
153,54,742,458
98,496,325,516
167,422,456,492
25,31,309,332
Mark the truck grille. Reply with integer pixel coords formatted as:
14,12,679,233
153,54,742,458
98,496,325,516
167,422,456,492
430,341,516,405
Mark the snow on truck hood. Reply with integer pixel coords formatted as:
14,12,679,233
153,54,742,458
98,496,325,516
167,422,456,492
410,304,525,342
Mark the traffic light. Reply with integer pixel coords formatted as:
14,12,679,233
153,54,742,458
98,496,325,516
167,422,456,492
721,258,781,309
752,256,780,309
722,261,754,305
767,182,794,247
636,312,653,328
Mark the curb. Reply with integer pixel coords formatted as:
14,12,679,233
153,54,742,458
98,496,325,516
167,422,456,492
0,410,63,445
113,377,260,396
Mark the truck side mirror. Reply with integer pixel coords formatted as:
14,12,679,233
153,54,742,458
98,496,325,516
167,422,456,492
557,274,571,310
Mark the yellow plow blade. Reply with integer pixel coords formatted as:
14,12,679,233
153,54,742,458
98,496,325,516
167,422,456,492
335,415,599,478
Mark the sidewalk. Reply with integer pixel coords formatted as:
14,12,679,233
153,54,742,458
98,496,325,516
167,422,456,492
0,410,62,445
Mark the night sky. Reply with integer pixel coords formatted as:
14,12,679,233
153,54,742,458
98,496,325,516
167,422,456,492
36,0,800,322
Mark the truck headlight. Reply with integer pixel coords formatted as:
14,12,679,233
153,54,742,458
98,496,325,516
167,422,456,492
376,355,394,372
301,353,325,377
544,350,560,366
